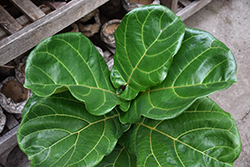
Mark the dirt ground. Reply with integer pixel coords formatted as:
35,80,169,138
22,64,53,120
184,0,250,166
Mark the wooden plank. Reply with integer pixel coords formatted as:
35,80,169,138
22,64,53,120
0,29,8,40
160,0,178,13
0,126,19,166
160,0,171,8
176,0,212,21
14,113,22,120
0,125,19,156
0,143,17,166
10,0,45,22
0,0,109,65
15,5,52,27
47,2,67,10
0,5,52,40
130,0,154,5
171,0,178,13
5,112,19,130
0,5,23,35
179,0,191,6
15,5,53,27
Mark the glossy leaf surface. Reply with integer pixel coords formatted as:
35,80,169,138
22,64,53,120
127,97,241,166
96,144,136,167
24,32,120,115
120,28,237,123
17,92,124,167
110,5,185,100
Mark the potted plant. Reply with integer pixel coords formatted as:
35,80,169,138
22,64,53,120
17,5,241,166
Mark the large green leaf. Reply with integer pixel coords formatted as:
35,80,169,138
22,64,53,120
24,32,120,115
17,92,124,167
96,144,136,167
127,97,241,166
120,28,237,123
110,5,185,100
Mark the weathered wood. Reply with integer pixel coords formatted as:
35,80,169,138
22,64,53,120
176,0,212,21
0,5,52,40
171,0,178,13
129,0,154,5
47,2,67,10
0,0,109,65
0,125,19,156
0,29,7,41
15,5,52,26
179,0,191,6
14,113,22,120
160,0,178,13
0,5,23,35
160,0,170,7
9,0,45,22
0,126,19,166
5,112,19,130
0,143,17,166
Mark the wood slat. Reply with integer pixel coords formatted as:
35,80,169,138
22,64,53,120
0,5,52,40
5,112,19,130
0,0,109,66
0,5,23,35
129,0,154,5
47,2,67,10
0,125,19,156
0,143,17,166
176,0,212,21
0,126,19,166
179,0,191,6
0,29,8,40
14,113,22,120
160,0,178,13
15,5,52,27
171,0,178,13
9,0,45,22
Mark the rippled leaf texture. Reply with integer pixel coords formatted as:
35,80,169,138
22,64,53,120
120,28,237,123
96,144,136,167
17,92,124,167
110,5,185,100
127,97,241,167
24,32,120,115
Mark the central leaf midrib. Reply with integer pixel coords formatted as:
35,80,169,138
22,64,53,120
126,31,162,86
54,38,100,88
137,122,232,165
125,9,156,86
28,83,117,95
145,80,232,94
125,16,180,87
46,52,79,85
21,114,119,163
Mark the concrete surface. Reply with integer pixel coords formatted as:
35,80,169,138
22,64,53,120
184,0,250,166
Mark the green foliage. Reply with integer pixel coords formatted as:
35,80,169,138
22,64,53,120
17,5,241,167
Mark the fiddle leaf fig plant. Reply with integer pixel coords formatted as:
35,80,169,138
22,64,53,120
17,5,241,167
